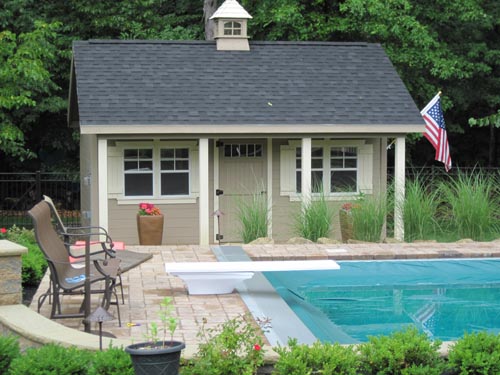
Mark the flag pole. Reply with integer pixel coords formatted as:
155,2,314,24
438,91,442,96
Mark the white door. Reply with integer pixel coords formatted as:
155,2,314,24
218,141,267,242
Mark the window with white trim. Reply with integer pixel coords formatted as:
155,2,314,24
124,148,153,196
296,147,324,193
112,142,198,200
330,147,357,193
279,140,370,199
223,143,263,158
224,21,242,36
160,148,189,195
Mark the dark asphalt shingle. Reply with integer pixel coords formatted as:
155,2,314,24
72,40,424,127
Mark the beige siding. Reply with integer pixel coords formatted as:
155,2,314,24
108,200,200,245
79,134,98,227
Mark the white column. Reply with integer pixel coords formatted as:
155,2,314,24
97,137,108,233
301,138,312,207
266,138,273,238
394,136,405,241
199,138,210,245
213,138,220,242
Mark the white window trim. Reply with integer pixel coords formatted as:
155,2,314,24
113,140,199,205
284,140,367,202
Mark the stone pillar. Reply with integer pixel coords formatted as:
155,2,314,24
0,240,28,305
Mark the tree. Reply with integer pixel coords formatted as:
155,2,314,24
203,0,218,40
0,21,62,162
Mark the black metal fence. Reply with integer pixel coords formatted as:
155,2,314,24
0,172,81,229
387,166,500,180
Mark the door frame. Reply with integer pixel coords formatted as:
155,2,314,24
212,138,273,243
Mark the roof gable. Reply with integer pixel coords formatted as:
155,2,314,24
70,40,424,129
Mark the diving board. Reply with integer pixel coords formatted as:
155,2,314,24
165,260,340,295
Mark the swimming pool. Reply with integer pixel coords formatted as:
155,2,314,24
264,258,500,343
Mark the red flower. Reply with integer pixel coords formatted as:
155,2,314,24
253,344,261,351
138,203,162,216
0,228,6,234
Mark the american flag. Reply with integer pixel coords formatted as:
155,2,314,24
421,93,452,171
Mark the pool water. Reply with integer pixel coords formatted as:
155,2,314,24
264,259,500,343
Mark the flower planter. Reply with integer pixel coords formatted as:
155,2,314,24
125,341,185,375
339,210,353,243
137,214,164,245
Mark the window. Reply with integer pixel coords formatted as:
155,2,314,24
224,21,242,36
330,147,357,193
118,143,195,199
161,148,190,195
224,143,262,158
124,148,153,196
296,147,324,193
295,145,358,194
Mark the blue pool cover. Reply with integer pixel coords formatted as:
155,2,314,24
264,258,500,343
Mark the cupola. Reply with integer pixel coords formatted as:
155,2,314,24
210,0,252,51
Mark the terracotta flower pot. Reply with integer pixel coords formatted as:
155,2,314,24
339,210,353,243
137,214,164,245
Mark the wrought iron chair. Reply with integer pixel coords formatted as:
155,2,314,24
28,201,121,325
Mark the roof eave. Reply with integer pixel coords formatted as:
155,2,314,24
79,124,425,135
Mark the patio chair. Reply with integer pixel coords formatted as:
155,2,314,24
42,195,153,303
28,201,121,325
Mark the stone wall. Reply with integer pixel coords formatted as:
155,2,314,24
0,240,27,305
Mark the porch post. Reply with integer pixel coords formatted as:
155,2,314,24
213,138,220,242
199,138,210,245
394,136,405,241
301,138,312,206
97,137,108,232
266,138,273,238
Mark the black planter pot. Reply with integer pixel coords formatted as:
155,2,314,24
125,341,185,375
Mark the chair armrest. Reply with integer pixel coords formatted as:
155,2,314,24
64,233,117,259
93,258,121,278
65,225,109,236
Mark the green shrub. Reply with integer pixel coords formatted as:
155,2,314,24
236,191,269,243
352,194,387,242
447,331,500,375
181,315,265,375
358,327,443,375
273,338,360,375
403,176,439,242
294,191,334,242
8,343,92,375
6,226,47,286
0,335,20,374
438,171,499,241
88,347,134,375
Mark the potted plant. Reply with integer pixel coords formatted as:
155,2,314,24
125,297,185,375
339,202,358,243
136,203,164,245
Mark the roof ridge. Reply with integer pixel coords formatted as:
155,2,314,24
77,40,372,47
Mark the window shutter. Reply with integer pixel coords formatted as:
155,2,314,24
358,144,373,194
108,147,123,197
280,145,296,195
191,148,199,195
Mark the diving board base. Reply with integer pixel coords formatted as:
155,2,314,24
165,260,340,295
170,272,255,295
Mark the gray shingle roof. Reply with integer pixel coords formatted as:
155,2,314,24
71,40,424,127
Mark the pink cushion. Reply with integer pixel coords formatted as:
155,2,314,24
70,241,125,263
